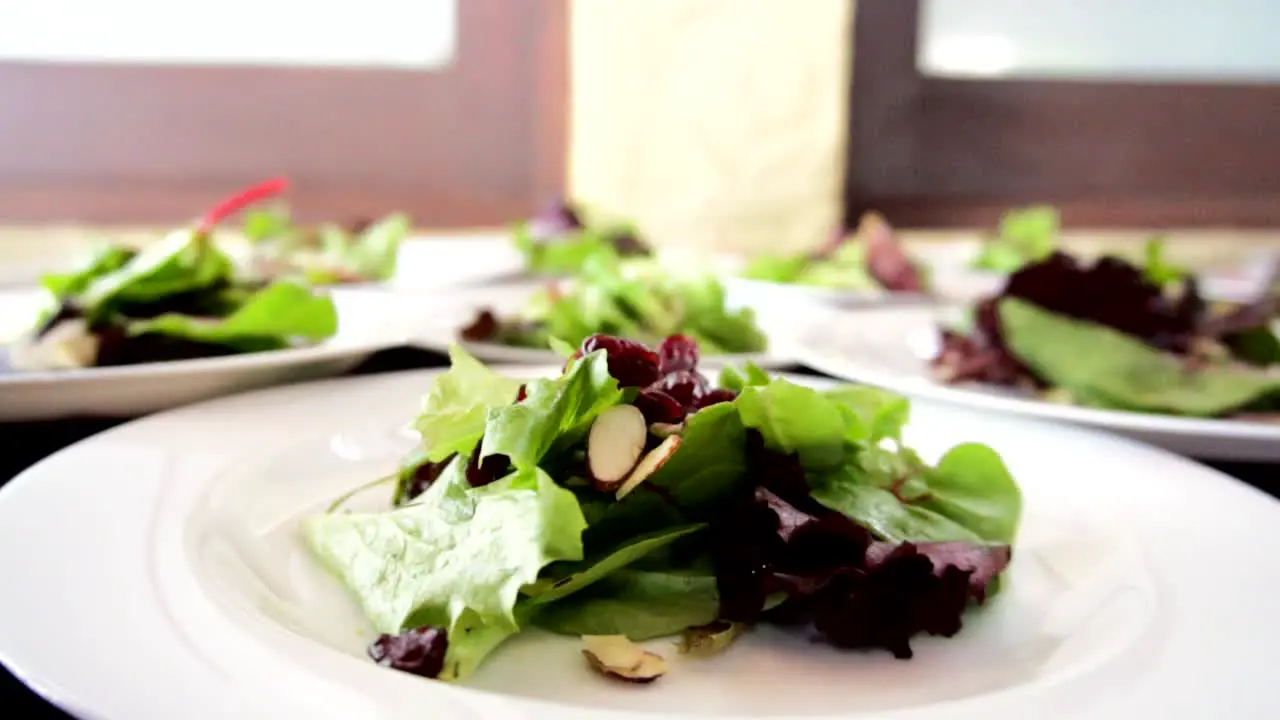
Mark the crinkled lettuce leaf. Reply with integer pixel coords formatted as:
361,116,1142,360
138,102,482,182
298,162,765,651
303,463,587,679
123,281,336,349
411,345,524,463
480,350,623,470
1000,297,1280,416
533,568,721,640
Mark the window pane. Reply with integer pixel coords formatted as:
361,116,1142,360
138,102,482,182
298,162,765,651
919,0,1280,81
0,0,456,69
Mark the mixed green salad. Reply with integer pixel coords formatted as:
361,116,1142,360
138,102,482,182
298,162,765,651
240,200,411,285
935,245,1280,419
461,251,768,355
741,212,928,293
514,200,652,276
7,180,338,371
304,334,1021,684
970,205,1187,286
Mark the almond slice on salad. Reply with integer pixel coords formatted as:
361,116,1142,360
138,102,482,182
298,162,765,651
587,404,648,490
615,435,682,500
581,635,668,683
648,421,685,438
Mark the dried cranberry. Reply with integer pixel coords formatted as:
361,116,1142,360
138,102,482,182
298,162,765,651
657,335,701,373
465,442,509,487
634,388,686,424
694,388,738,410
368,626,449,678
650,370,709,408
460,309,499,341
580,334,661,388
399,454,454,505
515,384,528,403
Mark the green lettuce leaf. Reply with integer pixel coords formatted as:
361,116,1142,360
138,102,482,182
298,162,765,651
718,361,770,393
533,569,720,641
1140,236,1187,288
734,379,851,471
302,463,587,637
1000,298,1280,415
411,345,524,463
41,245,137,300
515,224,619,275
480,350,622,470
123,281,336,349
823,384,911,444
971,206,1059,273
525,523,706,603
79,229,235,313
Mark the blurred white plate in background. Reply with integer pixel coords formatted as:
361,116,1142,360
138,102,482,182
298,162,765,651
0,286,411,421
792,303,1280,462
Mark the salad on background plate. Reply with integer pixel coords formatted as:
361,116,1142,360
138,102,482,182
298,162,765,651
459,250,769,358
514,199,653,276
240,203,412,286
303,333,1022,685
5,179,339,372
934,245,1280,421
738,212,929,296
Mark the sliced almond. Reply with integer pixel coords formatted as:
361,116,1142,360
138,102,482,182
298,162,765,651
678,621,743,657
615,435,682,500
582,635,668,683
587,404,648,490
648,421,685,438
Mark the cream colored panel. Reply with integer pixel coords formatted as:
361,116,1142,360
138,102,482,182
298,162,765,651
569,0,854,255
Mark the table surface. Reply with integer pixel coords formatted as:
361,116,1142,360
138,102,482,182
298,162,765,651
1,347,1275,718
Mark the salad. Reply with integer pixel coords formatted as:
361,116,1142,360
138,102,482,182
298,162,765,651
303,334,1022,684
7,180,338,371
514,199,653,276
969,205,1185,282
934,247,1280,419
461,251,768,355
240,201,411,285
741,212,928,293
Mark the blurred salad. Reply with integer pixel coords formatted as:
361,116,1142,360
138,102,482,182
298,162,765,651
304,335,1021,684
7,179,338,371
969,206,1189,284
934,244,1280,418
461,251,767,355
740,212,928,293
514,199,653,275
240,204,411,285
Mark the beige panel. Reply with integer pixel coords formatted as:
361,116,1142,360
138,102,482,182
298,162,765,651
569,0,854,255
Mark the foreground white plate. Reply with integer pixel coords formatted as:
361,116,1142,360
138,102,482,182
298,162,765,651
404,279,800,369
793,304,1280,461
0,286,410,420
1,367,1278,719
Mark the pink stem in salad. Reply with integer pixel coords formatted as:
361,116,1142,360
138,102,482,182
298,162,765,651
195,177,290,233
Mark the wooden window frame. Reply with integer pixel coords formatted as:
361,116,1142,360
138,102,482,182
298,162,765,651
0,0,567,226
845,0,1280,228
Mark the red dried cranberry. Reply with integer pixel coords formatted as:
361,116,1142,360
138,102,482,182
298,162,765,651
694,388,738,410
460,309,499,341
650,370,709,408
400,454,455,505
580,334,661,388
465,442,509,487
515,384,528,402
368,626,448,678
634,388,686,424
657,334,701,373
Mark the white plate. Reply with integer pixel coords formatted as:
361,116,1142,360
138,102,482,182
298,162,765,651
0,286,411,421
1,367,1279,719
793,304,1280,461
404,279,800,369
